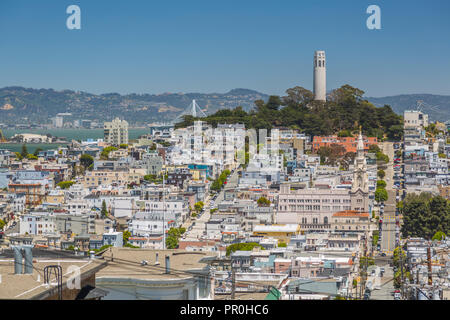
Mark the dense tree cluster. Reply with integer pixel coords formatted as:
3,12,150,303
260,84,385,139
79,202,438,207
175,85,403,140
165,227,186,249
317,144,355,169
401,193,450,239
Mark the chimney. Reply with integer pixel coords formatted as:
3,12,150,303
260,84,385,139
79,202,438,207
22,245,34,274
165,255,170,274
12,246,23,275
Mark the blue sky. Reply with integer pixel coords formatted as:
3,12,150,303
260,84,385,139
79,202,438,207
0,0,449,97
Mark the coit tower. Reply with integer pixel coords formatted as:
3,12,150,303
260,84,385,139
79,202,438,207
313,50,326,101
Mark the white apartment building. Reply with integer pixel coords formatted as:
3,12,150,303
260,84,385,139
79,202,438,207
19,212,57,235
404,110,429,129
104,117,129,146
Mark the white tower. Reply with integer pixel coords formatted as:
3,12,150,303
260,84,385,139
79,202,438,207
313,50,326,101
350,128,369,212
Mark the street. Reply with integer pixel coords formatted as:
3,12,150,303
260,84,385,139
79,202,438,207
182,168,240,241
380,142,397,255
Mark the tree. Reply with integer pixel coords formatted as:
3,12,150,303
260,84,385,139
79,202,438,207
337,130,353,137
266,96,282,111
194,201,204,214
166,236,178,249
33,148,43,157
101,200,108,219
21,144,28,158
377,169,385,179
375,188,388,203
226,242,264,256
368,144,381,154
372,230,379,246
14,152,23,160
0,219,5,230
376,151,389,164
401,193,450,239
26,154,38,160
123,230,131,244
100,146,118,160
376,180,387,189
80,154,94,168
119,144,128,149
257,196,271,207
432,231,446,241
57,181,75,189
282,86,314,106
278,242,287,248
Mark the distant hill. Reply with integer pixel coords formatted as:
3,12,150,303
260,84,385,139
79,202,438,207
0,86,268,126
366,94,450,122
1,86,449,125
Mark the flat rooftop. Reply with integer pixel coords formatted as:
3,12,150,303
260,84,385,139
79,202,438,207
96,247,217,282
0,249,106,299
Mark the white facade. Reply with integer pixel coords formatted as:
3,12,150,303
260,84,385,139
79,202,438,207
313,50,326,101
104,118,129,146
404,110,429,129
19,212,57,235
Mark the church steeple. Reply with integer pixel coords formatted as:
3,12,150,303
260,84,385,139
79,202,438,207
351,127,369,195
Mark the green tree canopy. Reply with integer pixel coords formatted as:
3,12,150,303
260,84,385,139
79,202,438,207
80,154,94,168
377,169,386,179
123,230,131,244
226,242,264,256
401,193,450,239
21,144,28,158
101,200,108,219
376,180,387,189
432,231,447,241
100,146,118,160
257,196,271,207
174,84,403,139
57,181,75,189
375,188,388,203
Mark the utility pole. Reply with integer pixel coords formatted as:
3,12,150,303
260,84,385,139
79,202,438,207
427,242,432,286
163,173,166,250
400,247,404,299
231,267,236,300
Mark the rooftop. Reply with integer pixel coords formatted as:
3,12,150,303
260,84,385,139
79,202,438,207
332,210,369,217
0,248,106,300
96,247,217,281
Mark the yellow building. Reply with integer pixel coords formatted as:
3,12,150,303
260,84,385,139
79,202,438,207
252,224,300,243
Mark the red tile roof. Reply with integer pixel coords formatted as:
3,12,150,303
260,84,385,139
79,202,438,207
332,210,369,217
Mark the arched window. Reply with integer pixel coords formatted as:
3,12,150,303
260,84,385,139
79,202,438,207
324,217,328,225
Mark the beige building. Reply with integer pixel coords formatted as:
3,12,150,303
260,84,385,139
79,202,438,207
104,118,128,146
276,130,369,231
404,110,429,129
331,210,370,233
83,169,143,188
45,190,65,205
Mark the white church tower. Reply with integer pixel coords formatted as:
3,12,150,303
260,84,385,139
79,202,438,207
313,50,326,101
350,128,369,212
